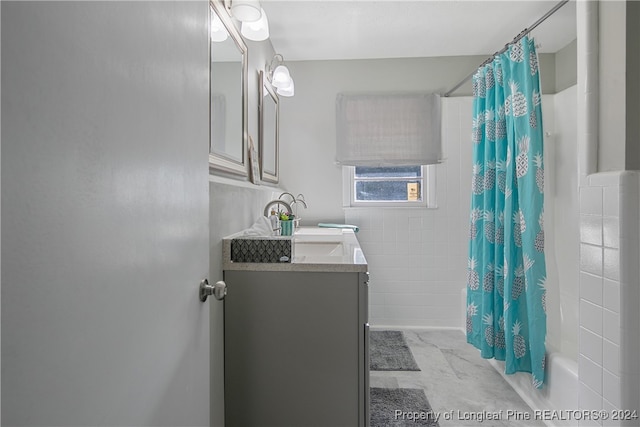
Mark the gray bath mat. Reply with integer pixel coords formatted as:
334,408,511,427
370,388,440,427
370,330,420,371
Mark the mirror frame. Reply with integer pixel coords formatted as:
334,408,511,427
209,0,249,176
259,71,279,184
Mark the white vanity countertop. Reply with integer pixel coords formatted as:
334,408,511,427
222,227,368,273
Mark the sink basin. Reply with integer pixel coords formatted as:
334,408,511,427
295,227,343,236
294,241,344,257
294,227,344,242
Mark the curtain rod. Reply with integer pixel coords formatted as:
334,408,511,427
443,0,569,98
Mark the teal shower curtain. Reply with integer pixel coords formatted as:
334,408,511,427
466,36,547,389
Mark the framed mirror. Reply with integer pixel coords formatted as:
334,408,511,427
209,0,248,176
259,71,279,183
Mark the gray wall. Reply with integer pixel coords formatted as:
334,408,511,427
597,0,640,171
599,0,627,171
596,0,640,171
556,39,578,92
278,54,556,225
626,0,640,170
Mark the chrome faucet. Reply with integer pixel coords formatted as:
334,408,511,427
263,199,293,217
278,192,296,204
290,193,307,222
274,192,308,225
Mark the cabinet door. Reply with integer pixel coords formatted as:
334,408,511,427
224,270,360,427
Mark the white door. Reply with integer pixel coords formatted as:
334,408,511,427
2,2,212,425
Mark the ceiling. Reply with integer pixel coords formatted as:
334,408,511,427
260,0,577,62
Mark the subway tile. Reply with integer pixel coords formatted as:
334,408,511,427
619,373,640,413
601,399,621,427
579,381,604,412
603,370,621,408
603,248,620,281
581,272,603,306
369,293,387,306
620,194,640,243
589,172,621,187
382,227,397,244
581,243,603,277
619,325,640,365
581,214,604,246
580,299,603,335
619,171,640,195
580,355,603,395
602,309,620,345
580,327,603,365
369,304,387,319
602,279,620,313
386,293,460,308
619,237,640,285
603,186,620,217
580,186,603,216
603,339,620,376
408,216,423,230
578,417,602,427
602,217,620,249
384,304,457,321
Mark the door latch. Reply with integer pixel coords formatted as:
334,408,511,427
200,279,226,302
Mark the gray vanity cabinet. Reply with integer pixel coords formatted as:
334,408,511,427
223,270,369,427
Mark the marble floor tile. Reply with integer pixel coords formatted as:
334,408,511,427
370,328,545,427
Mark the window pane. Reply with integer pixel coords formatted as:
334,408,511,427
355,166,422,179
355,180,422,201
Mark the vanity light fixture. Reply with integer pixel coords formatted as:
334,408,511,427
210,8,229,42
241,8,269,41
267,54,295,97
275,78,294,97
231,0,262,22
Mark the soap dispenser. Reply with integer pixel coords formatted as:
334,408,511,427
269,209,279,235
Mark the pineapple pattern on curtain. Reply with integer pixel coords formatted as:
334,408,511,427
466,36,547,389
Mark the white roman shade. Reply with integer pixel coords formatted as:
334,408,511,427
336,92,442,166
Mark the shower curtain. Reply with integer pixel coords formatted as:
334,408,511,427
466,36,547,389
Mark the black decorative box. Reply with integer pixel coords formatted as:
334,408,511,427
230,237,292,263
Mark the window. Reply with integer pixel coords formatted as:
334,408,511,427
344,165,436,207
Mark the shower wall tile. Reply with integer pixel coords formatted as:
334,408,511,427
603,370,621,408
345,97,473,328
601,400,621,427
580,272,603,306
602,309,620,345
603,339,620,379
588,172,621,187
580,243,603,276
581,299,604,335
602,217,620,248
603,186,620,217
580,214,603,246
580,354,603,394
603,248,620,281
579,381,603,419
580,326,603,365
578,172,633,417
580,186,603,216
603,279,620,312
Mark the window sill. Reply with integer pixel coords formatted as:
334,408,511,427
343,205,439,210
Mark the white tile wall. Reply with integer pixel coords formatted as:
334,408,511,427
578,171,640,426
345,97,473,327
